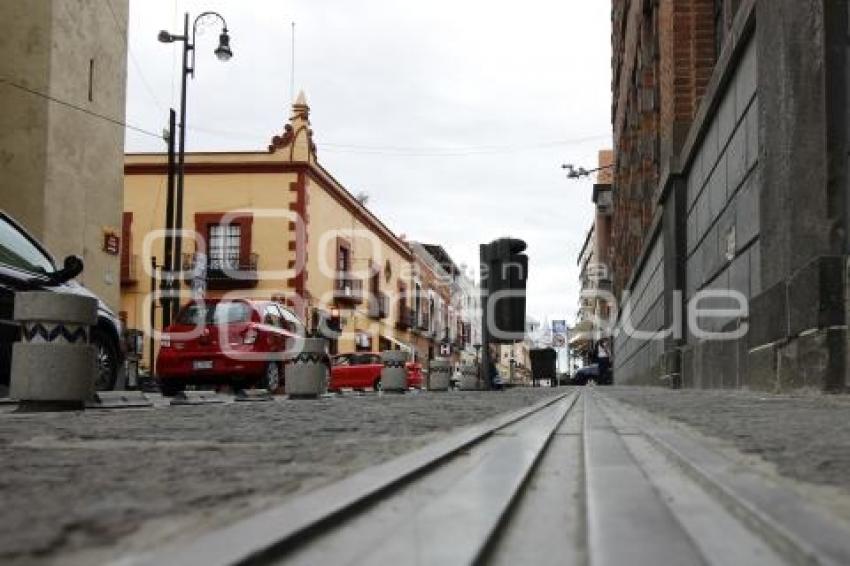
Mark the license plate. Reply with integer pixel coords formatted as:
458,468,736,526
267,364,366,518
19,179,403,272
193,360,213,370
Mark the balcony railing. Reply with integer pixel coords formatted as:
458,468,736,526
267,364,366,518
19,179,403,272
368,292,390,319
120,254,138,286
334,273,364,305
182,253,259,290
396,306,415,330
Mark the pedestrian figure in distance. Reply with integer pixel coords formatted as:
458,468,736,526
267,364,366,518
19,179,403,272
596,339,611,385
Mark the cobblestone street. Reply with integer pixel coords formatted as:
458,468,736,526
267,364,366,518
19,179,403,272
4,387,850,565
0,389,558,565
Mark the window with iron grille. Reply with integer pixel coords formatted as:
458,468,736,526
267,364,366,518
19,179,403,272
208,224,241,270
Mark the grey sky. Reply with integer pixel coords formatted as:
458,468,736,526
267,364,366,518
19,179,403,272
124,0,612,326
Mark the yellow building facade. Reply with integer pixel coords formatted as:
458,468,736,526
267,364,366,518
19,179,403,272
122,94,415,369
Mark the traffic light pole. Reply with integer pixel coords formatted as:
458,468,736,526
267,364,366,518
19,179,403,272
479,242,493,389
479,238,528,390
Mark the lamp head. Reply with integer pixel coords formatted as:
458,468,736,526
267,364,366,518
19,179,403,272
214,30,233,61
158,30,174,43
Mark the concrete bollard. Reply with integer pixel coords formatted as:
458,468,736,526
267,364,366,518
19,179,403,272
11,291,97,411
429,359,452,391
381,350,409,393
285,338,329,399
460,362,481,391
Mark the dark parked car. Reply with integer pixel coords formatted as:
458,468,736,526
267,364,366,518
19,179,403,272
571,363,613,386
0,211,124,391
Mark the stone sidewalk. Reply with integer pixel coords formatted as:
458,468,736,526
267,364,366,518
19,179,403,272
0,388,559,565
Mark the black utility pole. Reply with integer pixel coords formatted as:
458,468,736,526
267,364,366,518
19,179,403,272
158,11,232,315
479,246,492,389
162,109,177,327
173,13,190,305
149,257,158,375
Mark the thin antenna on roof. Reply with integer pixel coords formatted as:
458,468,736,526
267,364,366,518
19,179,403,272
290,22,296,103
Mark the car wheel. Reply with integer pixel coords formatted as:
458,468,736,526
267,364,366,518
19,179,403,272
261,362,281,392
91,328,118,391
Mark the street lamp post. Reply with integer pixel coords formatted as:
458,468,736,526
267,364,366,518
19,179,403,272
159,12,233,320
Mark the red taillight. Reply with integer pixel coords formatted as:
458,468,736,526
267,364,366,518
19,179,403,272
243,327,259,345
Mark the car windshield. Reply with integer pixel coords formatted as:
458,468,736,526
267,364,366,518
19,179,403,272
176,302,252,325
0,216,54,275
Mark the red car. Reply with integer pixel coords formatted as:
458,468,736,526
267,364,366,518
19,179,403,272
156,299,304,396
330,352,423,391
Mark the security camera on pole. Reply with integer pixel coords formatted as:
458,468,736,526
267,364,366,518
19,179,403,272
479,238,528,390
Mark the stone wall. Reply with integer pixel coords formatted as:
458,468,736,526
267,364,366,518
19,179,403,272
0,0,128,310
680,36,759,388
614,235,666,384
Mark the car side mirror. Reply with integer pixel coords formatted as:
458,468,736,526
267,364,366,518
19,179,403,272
47,255,84,285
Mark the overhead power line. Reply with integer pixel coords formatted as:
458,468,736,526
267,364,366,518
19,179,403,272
183,125,611,157
0,76,164,140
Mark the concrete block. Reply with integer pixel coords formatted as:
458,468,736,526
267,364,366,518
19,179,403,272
286,338,330,398
460,363,480,391
746,343,778,391
9,292,97,409
381,350,409,393
10,343,95,404
13,292,97,326
428,359,451,391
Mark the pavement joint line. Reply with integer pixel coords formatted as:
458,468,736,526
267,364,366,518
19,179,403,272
117,391,576,566
594,391,850,566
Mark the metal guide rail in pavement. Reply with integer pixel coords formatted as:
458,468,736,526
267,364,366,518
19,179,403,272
121,389,850,566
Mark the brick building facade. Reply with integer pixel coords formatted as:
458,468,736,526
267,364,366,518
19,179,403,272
610,0,720,300
609,0,850,391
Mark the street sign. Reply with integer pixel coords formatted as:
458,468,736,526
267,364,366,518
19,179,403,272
102,232,120,255
439,342,452,357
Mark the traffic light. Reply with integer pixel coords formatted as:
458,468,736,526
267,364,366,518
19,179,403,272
481,238,528,343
